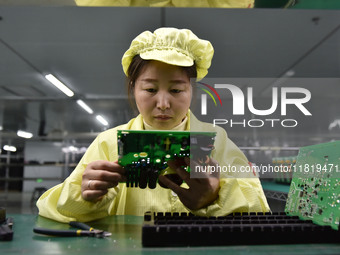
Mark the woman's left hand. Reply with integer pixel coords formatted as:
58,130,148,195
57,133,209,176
158,157,220,210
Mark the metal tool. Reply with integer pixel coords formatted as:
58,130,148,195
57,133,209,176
33,221,111,238
0,208,14,241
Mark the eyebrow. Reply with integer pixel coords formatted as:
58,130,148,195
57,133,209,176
140,78,188,84
170,79,188,84
140,78,157,83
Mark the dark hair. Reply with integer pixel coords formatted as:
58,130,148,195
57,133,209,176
126,55,197,112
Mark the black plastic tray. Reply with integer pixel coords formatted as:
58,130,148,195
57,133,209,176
142,212,340,247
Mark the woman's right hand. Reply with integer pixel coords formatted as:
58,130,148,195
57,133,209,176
81,160,125,202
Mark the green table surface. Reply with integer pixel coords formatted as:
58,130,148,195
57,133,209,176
3,214,340,255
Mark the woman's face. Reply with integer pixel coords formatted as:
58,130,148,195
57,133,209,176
134,61,192,130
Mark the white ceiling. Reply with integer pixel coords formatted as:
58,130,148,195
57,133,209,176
0,6,339,149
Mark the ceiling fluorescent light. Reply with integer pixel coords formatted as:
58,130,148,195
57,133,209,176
284,70,295,77
0,125,3,131
96,115,109,126
17,130,33,139
76,99,94,114
328,119,340,130
3,145,17,152
45,74,74,97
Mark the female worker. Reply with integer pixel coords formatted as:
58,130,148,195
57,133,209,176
37,27,269,223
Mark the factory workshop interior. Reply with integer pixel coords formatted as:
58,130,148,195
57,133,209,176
0,0,340,254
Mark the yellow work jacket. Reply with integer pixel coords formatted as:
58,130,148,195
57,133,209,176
37,112,269,223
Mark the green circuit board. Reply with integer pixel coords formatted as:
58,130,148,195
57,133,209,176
117,130,216,189
285,141,340,230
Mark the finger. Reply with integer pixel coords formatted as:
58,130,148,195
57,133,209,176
82,189,108,202
158,175,186,197
207,157,220,178
87,179,119,190
187,157,220,184
88,160,125,175
84,170,125,183
167,160,190,183
187,158,211,179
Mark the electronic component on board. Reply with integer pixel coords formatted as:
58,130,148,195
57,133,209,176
285,140,340,230
117,130,216,189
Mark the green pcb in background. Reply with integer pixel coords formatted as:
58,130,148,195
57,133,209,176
291,0,340,9
255,0,292,8
255,0,340,9
285,141,340,230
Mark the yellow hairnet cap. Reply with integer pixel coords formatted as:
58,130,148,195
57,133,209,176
122,27,214,81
